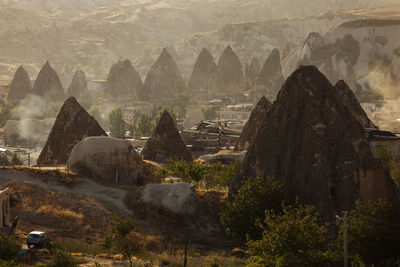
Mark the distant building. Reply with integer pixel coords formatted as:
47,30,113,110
0,188,10,228
218,104,253,121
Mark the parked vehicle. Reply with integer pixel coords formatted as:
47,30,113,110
26,231,51,249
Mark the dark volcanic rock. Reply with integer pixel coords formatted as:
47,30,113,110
67,70,87,98
142,110,192,163
105,60,147,101
214,45,244,94
7,66,32,102
256,48,284,99
234,96,271,151
144,48,185,101
187,48,217,94
32,61,66,102
37,97,107,166
334,80,376,128
232,65,377,221
245,57,261,90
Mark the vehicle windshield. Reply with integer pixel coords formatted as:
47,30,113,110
28,234,41,239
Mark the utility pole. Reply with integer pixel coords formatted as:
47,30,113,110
344,211,348,267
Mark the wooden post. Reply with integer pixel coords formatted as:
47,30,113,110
344,211,348,267
183,243,188,267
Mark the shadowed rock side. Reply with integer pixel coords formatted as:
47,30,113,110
37,97,107,166
256,48,285,100
68,137,156,186
245,57,261,90
142,110,192,163
67,70,87,98
32,61,66,102
187,48,217,95
105,59,147,101
214,45,244,94
231,65,378,222
7,66,32,103
144,48,185,101
234,96,271,151
334,80,376,128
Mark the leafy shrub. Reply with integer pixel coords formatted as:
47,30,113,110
204,161,241,188
220,176,287,240
0,232,21,261
246,202,331,267
49,250,77,267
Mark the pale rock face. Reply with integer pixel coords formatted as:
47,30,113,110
141,183,197,214
68,137,156,185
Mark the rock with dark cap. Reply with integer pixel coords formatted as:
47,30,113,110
67,70,87,98
231,65,379,222
7,66,32,103
142,110,192,163
187,48,217,94
334,80,376,129
144,48,185,101
37,97,107,166
32,61,65,102
105,59,147,101
234,96,271,151
214,45,244,94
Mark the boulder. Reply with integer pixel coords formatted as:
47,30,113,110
142,110,192,163
234,96,271,151
37,97,107,166
66,70,87,98
68,137,155,185
214,45,244,94
32,61,65,102
7,66,32,103
144,48,185,101
142,183,197,214
105,59,147,101
256,48,285,100
187,48,217,95
232,65,378,222
334,80,376,128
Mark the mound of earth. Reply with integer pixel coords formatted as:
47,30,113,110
7,65,32,103
142,110,192,163
232,65,380,221
37,97,107,166
68,137,156,185
234,96,271,151
32,61,65,102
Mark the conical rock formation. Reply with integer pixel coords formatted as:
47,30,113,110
214,45,244,94
7,65,32,102
67,70,87,98
142,110,192,163
256,48,284,99
232,65,378,221
234,96,271,151
334,80,376,129
32,61,65,102
245,57,261,90
187,48,217,94
37,97,107,166
105,60,147,101
144,49,185,101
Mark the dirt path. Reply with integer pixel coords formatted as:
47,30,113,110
0,169,131,215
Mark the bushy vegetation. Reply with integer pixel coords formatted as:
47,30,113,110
246,202,332,267
109,108,125,139
0,231,21,261
154,159,240,188
201,106,219,120
49,250,77,267
130,106,177,137
220,176,287,241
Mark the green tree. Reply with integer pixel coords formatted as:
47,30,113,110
201,106,219,120
220,176,287,240
171,94,190,119
0,232,21,261
136,113,153,136
11,153,22,166
334,200,400,266
246,203,331,267
0,154,10,166
109,108,125,139
88,105,103,125
110,216,141,267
